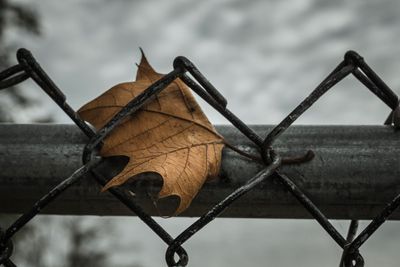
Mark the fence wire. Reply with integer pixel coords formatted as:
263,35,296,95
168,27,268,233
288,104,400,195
0,48,399,266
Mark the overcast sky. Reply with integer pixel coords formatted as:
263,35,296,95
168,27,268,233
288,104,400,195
4,0,400,266
8,0,400,125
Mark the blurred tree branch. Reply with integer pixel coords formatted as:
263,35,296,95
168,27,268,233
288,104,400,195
0,2,112,267
0,0,51,122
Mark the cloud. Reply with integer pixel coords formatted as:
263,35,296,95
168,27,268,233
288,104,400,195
9,0,397,125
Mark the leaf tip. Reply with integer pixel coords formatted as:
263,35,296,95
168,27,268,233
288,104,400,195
100,181,114,193
135,48,163,81
138,47,151,69
139,46,145,57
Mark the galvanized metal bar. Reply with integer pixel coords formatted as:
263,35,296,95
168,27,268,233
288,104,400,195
0,124,399,219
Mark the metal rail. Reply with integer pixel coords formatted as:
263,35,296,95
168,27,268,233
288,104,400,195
0,124,399,219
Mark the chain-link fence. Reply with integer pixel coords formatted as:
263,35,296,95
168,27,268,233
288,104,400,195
0,48,399,266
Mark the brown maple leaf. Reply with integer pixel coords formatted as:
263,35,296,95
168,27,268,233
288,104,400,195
78,52,224,214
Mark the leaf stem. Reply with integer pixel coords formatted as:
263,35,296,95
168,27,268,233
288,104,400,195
223,141,315,165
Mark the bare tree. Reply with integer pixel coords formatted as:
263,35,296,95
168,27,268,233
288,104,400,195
0,0,48,122
65,220,109,267
0,1,49,265
0,2,110,266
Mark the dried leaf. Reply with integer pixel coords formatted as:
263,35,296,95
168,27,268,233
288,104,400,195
78,52,224,214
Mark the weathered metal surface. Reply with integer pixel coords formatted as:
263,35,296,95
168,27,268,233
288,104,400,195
0,124,399,219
